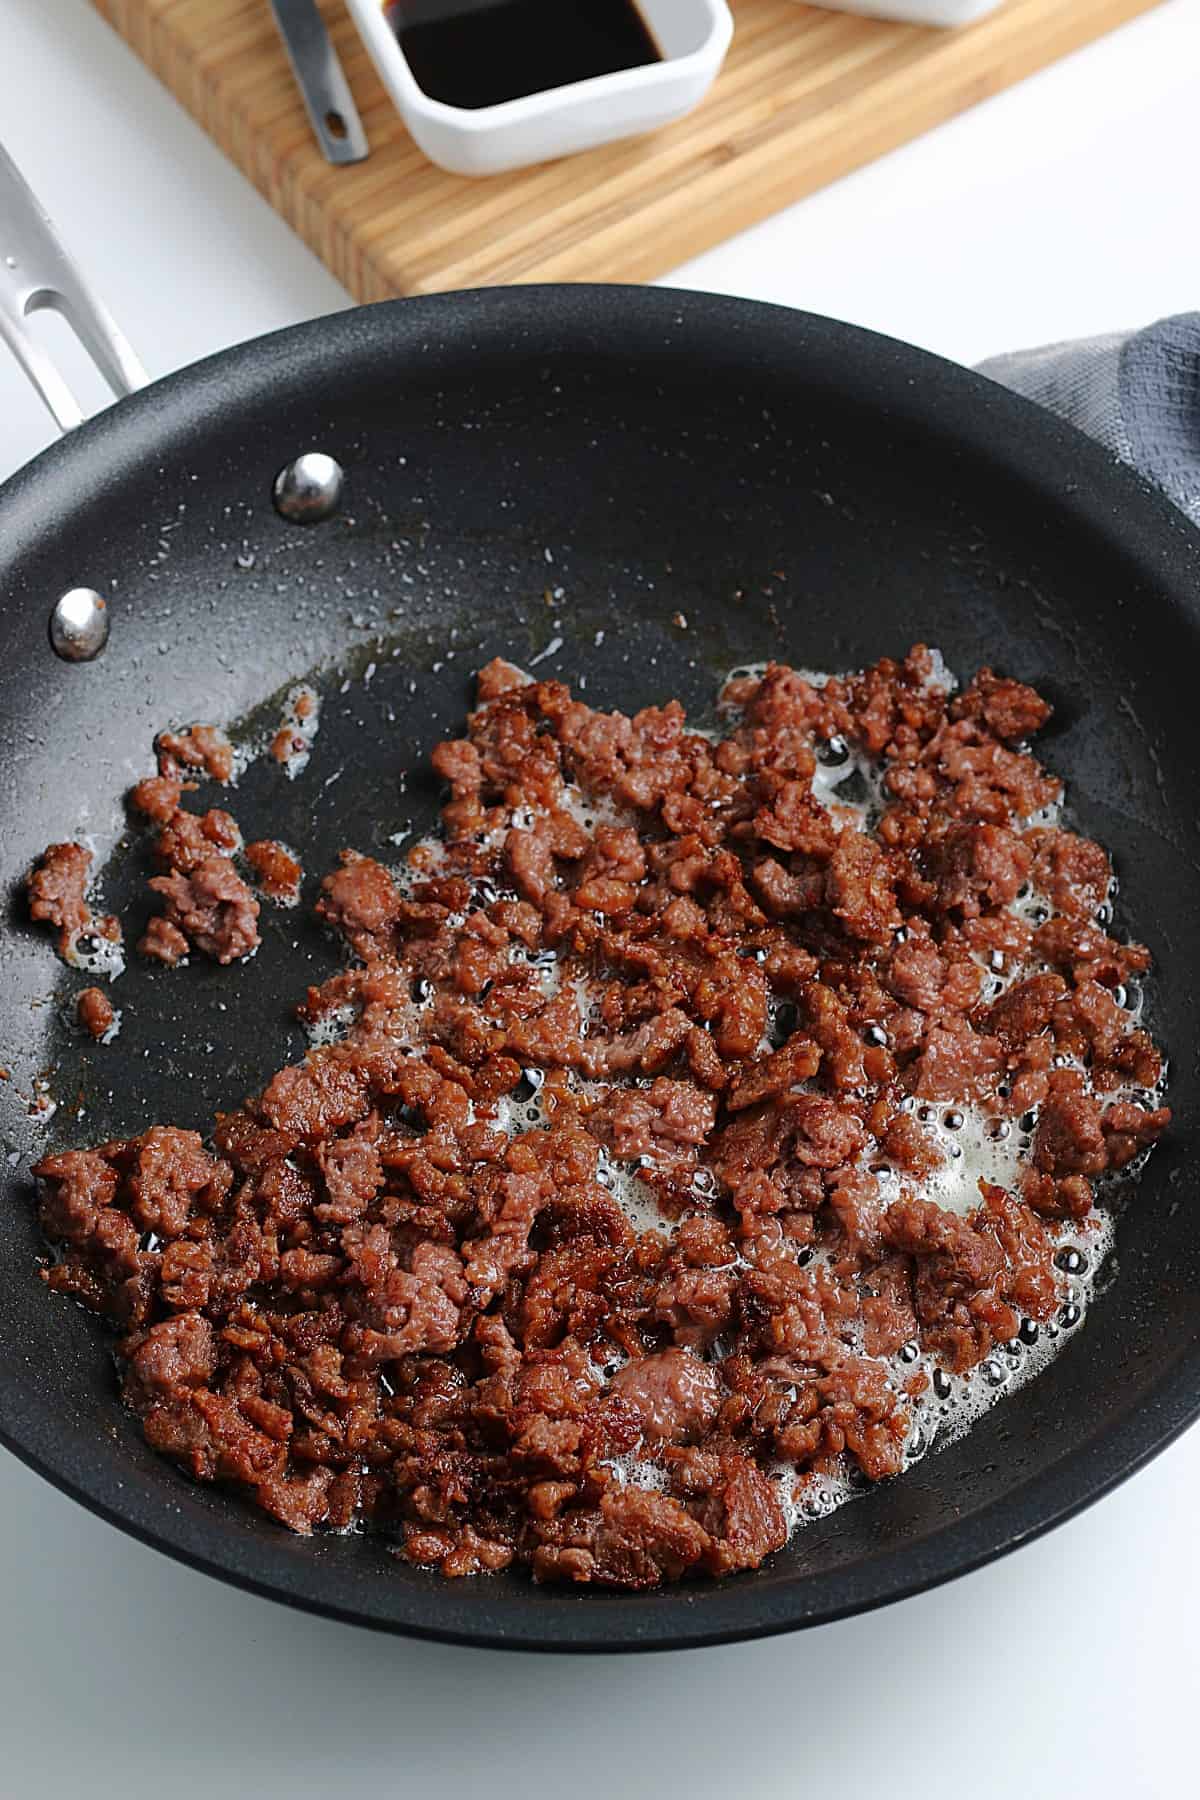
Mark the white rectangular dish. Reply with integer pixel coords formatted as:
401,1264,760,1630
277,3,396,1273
345,0,734,176
810,0,1003,23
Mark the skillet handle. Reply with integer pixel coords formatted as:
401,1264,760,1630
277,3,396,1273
0,142,147,434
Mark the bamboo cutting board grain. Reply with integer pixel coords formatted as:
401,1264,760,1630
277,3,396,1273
91,0,1160,299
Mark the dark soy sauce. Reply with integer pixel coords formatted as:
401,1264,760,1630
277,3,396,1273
387,0,662,111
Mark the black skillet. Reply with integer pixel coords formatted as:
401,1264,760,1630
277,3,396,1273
1,150,1199,1654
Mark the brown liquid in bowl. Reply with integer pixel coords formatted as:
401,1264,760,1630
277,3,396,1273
386,0,661,111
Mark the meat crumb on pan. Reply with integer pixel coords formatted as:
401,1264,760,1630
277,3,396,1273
130,798,260,966
25,841,124,975
155,723,235,784
245,840,303,906
26,842,93,958
148,856,260,966
30,647,1169,1588
76,987,116,1042
137,916,190,967
270,685,322,779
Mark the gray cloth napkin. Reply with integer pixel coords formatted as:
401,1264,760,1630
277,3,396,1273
977,313,1200,528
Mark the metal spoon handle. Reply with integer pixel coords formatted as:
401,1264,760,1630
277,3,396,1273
270,0,370,165
0,142,147,434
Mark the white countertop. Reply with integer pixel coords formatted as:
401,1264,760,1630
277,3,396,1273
2,2,1199,1792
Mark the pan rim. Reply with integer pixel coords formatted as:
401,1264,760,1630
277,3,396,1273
2,282,1199,1652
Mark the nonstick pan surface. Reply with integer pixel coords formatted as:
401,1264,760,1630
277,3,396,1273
1,286,1199,1652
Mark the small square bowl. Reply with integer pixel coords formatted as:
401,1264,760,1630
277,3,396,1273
346,0,735,177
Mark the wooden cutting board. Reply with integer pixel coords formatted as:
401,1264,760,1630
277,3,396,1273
91,0,1159,299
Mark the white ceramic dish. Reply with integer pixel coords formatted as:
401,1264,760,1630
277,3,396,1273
345,0,735,176
809,0,1002,23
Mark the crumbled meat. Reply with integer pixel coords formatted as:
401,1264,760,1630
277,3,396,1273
124,1127,233,1237
156,723,235,783
860,1256,918,1356
1029,829,1111,920
138,916,190,966
317,851,400,959
1102,1099,1172,1170
122,1313,216,1404
886,928,948,1011
1033,916,1150,988
26,842,117,961
245,840,303,905
1033,1070,1110,1177
951,668,1052,742
30,649,1168,1591
882,1194,1045,1373
269,685,321,773
609,1349,722,1443
986,972,1069,1050
130,774,184,824
909,1019,1005,1102
271,726,302,765
77,987,115,1040
533,1488,712,1588
127,775,256,964
477,656,529,700
825,831,900,943
150,856,260,964
694,1455,789,1576
155,807,241,872
726,1035,821,1111
925,823,1032,917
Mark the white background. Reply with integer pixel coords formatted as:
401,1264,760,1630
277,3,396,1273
2,2,1199,1793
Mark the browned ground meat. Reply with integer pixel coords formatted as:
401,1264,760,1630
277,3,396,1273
271,726,304,764
270,686,320,767
128,772,261,964
31,647,1169,1589
25,841,122,963
155,807,241,871
156,723,235,784
129,774,184,824
138,916,190,967
609,1348,723,1442
245,840,303,905
150,857,260,965
77,987,116,1040
26,841,93,956
316,851,400,959
951,668,1053,742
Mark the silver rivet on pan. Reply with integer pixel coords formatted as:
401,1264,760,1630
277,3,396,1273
49,587,110,661
273,452,344,523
